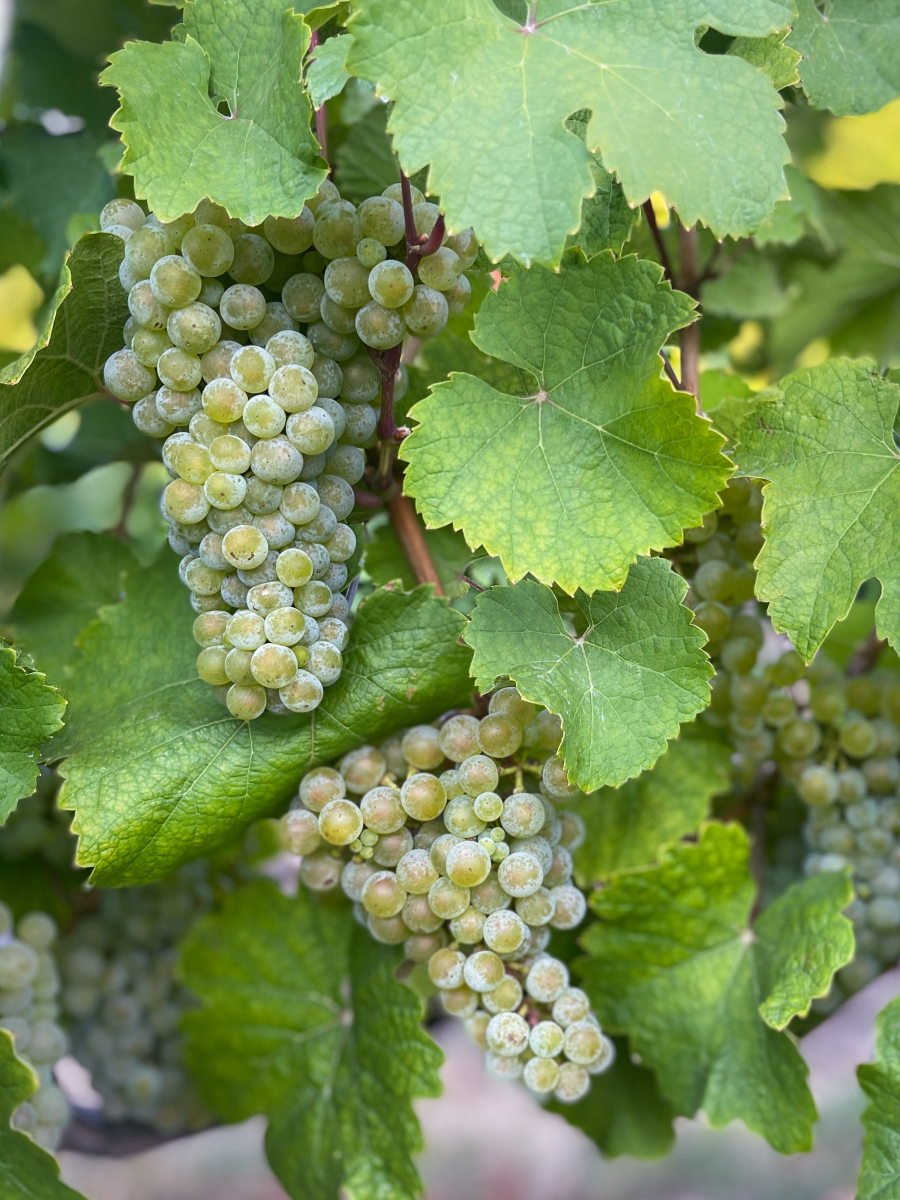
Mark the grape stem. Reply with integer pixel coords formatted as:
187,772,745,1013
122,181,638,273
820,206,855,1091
386,493,445,595
642,200,675,283
677,222,701,407
308,30,329,166
112,462,142,541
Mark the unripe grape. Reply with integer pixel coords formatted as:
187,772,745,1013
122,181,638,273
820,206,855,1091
549,884,587,930
282,806,323,856
250,435,304,484
185,557,225,596
501,793,545,838
276,547,314,588
445,840,492,887
264,208,314,254
196,646,229,685
402,284,448,337
777,718,822,758
401,892,443,934
443,795,486,839
165,479,210,524
359,786,405,834
798,765,839,806
463,949,505,992
263,606,306,646
318,798,364,847
313,202,360,259
516,887,555,926
104,348,155,402
340,858,378,902
298,849,342,890
526,955,569,1003
396,849,440,895
220,284,267,331
486,1010,529,1056
279,670,323,712
247,581,294,616
427,876,470,920
102,198,146,232
417,247,461,291
840,716,879,759
243,478,284,517
483,909,527,954
544,845,574,888
224,648,254,684
283,273,326,322
428,947,466,990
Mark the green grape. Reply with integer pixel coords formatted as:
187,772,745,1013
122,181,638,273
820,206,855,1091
241,478,281,518
282,272,326,322
734,521,764,561
357,237,387,268
166,303,221,354
445,226,478,268
184,558,225,596
201,377,246,423
280,670,324,712
402,285,449,337
317,474,355,521
173,439,211,482
193,199,245,239
227,233,274,286
222,524,269,570
247,580,294,617
197,646,229,684
266,330,314,371
208,434,251,474
482,908,527,954
225,683,267,720
220,575,249,608
357,195,406,246
157,347,202,392
286,406,336,455
243,395,286,438
810,683,848,723
323,523,356,563
839,716,879,759
132,394,173,438
339,355,381,404
368,260,415,308
310,353,344,399
765,649,805,687
300,768,347,812
486,1009,530,1055
125,225,171,277
313,201,360,259
306,179,340,214
203,470,246,510
132,327,173,367
848,678,882,717
777,717,822,758
719,636,758,675
412,202,444,242
105,222,135,242
324,256,371,308
200,340,240,383
445,274,472,316
761,691,796,727
164,479,210,524
501,793,545,838
445,840,492,887
355,300,405,349
417,247,462,291
219,285,266,333
729,676,768,714
198,278,225,309
497,851,543,897
307,320,360,362
262,606,305,646
149,255,202,308
120,257,144,293
320,293,359,335
101,198,146,232
249,302,298,348
478,713,523,758
400,773,447,821
180,223,234,277
128,280,170,330
252,511,294,548
104,349,155,401
199,532,231,571
249,642,300,689
798,765,839,806
264,209,315,255
294,580,333,617
693,559,735,602
230,345,276,394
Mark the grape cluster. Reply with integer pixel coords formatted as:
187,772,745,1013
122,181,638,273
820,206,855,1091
679,479,900,1001
282,689,614,1104
0,904,70,1151
100,180,476,719
57,868,212,1134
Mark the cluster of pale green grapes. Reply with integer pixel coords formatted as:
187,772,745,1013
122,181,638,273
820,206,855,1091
282,688,614,1104
99,178,476,720
57,868,213,1134
681,480,900,1000
0,904,70,1152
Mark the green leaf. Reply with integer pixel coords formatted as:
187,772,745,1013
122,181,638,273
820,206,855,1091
734,358,900,661
101,0,326,225
564,113,638,258
53,550,473,885
402,251,730,595
0,646,65,824
333,103,399,205
0,1031,86,1199
787,0,900,117
727,31,801,91
751,165,829,248
699,369,761,443
578,823,854,1154
571,730,732,881
702,249,786,320
550,1038,675,1160
858,994,900,1200
0,128,114,281
465,559,713,790
181,880,441,1200
6,533,135,688
0,233,128,471
307,34,351,108
347,0,791,264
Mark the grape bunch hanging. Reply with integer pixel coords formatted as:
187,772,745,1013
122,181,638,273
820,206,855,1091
100,178,476,720
283,689,615,1106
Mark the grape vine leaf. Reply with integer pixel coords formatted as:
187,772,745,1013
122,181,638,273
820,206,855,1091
101,0,327,225
0,645,66,824
727,31,800,92
465,559,713,790
402,251,730,595
734,358,900,662
550,1038,675,1160
858,994,900,1200
0,233,128,470
6,533,135,689
570,729,732,881
307,33,351,108
347,0,792,265
0,1031,86,1199
786,0,900,117
181,881,441,1200
51,552,472,885
578,823,855,1154
564,112,637,259
699,370,761,443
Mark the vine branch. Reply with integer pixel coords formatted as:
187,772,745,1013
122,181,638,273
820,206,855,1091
642,200,674,283
309,31,329,166
387,494,444,595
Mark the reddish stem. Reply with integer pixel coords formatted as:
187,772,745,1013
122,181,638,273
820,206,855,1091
309,31,329,166
677,222,701,407
387,494,444,595
642,200,675,283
